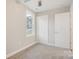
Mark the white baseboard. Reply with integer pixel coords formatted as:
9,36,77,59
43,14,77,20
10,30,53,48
6,41,38,58
39,42,70,50
39,42,55,47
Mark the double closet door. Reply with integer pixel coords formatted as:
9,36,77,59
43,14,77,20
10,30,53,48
37,12,70,49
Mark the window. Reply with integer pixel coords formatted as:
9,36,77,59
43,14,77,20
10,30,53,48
27,16,32,33
26,10,35,37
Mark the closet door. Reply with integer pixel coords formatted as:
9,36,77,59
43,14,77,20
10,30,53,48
55,12,70,49
37,15,48,44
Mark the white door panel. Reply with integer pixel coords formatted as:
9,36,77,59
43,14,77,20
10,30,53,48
37,15,48,44
55,12,70,49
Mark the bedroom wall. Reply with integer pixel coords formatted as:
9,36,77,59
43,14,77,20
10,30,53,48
70,4,73,50
6,0,36,55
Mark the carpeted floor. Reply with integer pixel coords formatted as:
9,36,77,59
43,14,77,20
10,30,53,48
8,44,73,59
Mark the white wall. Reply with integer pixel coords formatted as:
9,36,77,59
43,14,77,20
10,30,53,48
37,7,69,15
70,4,73,50
6,0,36,55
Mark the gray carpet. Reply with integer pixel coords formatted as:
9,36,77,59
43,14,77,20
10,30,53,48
8,44,73,59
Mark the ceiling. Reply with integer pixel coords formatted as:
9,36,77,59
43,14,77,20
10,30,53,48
20,0,72,13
